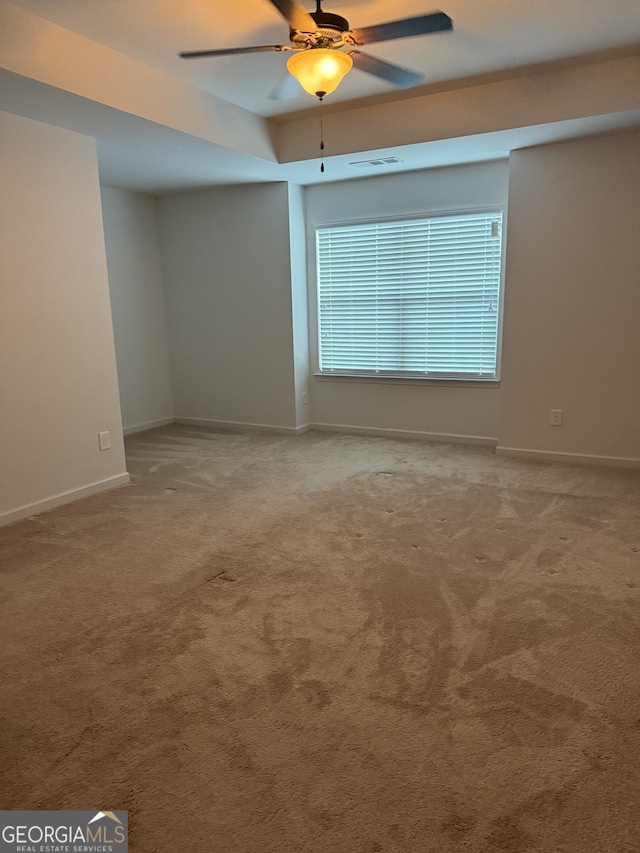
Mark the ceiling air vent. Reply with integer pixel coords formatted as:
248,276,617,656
349,157,404,168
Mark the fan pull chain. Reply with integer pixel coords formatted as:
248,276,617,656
319,103,325,174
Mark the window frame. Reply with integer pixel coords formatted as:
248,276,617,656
311,205,506,386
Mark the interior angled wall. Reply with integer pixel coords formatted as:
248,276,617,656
101,187,174,434
287,183,311,429
499,130,640,465
0,111,128,525
157,182,299,431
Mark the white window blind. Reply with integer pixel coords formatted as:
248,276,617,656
316,210,503,379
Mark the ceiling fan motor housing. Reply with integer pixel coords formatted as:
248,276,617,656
291,10,350,46
311,10,349,32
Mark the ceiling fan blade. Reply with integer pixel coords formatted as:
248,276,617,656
180,44,290,58
350,51,424,89
267,0,318,32
269,73,302,100
351,11,452,45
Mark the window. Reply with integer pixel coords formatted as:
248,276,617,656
316,209,503,380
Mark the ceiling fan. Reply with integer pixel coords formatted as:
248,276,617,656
180,0,453,100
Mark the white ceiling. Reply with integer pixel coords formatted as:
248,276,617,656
2,0,640,190
9,0,640,117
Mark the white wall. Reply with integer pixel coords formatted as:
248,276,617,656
287,183,311,428
0,112,128,525
101,187,174,433
499,131,640,464
304,160,509,441
157,182,298,430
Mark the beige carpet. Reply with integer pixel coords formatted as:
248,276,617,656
2,425,640,852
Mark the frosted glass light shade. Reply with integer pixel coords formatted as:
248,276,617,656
286,48,353,97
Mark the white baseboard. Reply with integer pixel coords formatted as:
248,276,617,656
0,472,131,527
496,446,640,469
310,422,497,447
174,417,302,435
123,417,175,436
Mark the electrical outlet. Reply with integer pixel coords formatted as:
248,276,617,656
302,391,308,406
549,409,563,426
99,430,111,451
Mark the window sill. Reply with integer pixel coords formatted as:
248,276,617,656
313,373,500,389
